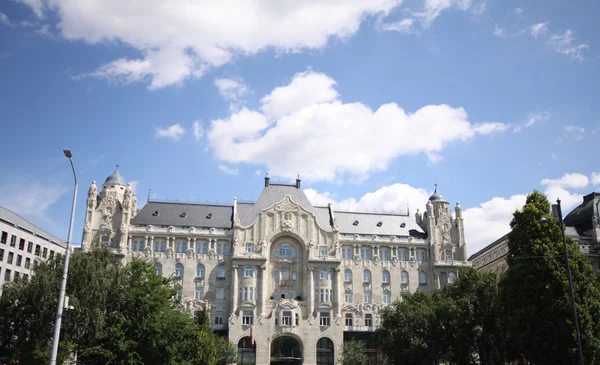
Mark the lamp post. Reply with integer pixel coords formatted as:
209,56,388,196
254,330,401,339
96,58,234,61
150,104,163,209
554,198,584,365
49,149,78,365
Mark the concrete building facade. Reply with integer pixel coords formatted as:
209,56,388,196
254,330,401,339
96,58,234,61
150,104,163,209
82,168,470,365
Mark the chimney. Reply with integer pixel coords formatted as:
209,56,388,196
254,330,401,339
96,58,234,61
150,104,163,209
296,175,301,189
264,173,270,187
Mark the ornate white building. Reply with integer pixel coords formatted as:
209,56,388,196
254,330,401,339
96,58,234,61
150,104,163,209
81,168,469,365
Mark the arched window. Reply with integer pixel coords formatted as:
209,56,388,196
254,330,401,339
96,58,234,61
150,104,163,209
401,271,408,284
217,265,225,279
363,269,371,283
175,263,184,278
101,236,109,245
382,270,390,284
344,289,352,303
281,268,290,280
445,249,453,261
316,337,334,365
419,271,427,285
448,272,457,284
155,263,163,276
320,268,328,280
238,336,256,364
344,269,352,283
196,264,205,278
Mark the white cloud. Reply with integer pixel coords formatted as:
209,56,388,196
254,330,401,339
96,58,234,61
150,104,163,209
543,185,583,212
427,152,444,165
524,111,551,127
565,125,584,133
493,25,506,38
591,172,600,186
25,0,403,89
155,123,184,141
415,0,485,27
215,78,248,101
0,182,66,227
473,122,510,135
530,22,549,39
381,18,415,34
548,30,589,61
218,164,239,175
13,0,44,18
0,12,14,27
514,7,523,16
541,172,589,189
208,70,488,182
129,180,140,193
192,121,203,141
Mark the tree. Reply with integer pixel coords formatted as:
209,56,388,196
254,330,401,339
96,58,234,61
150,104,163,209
499,190,600,364
340,340,369,365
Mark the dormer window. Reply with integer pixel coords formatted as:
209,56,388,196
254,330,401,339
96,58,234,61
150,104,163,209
180,212,187,218
376,222,382,227
206,213,213,219
353,220,359,226
400,223,406,228
152,211,159,216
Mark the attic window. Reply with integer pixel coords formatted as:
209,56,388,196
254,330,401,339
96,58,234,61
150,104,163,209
152,211,159,217
353,220,359,226
376,222,382,227
180,212,187,218
206,213,213,219
400,223,406,228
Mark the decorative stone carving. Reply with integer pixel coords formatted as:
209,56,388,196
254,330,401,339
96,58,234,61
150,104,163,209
88,181,98,199
106,192,117,206
210,228,217,235
207,249,217,260
353,234,360,240
372,235,379,241
372,255,380,265
166,247,174,258
409,257,417,267
188,227,196,233
123,184,132,206
83,222,91,232
146,225,154,232
391,256,398,266
186,248,195,258
274,197,300,213
167,226,175,233
143,246,153,257
353,254,361,265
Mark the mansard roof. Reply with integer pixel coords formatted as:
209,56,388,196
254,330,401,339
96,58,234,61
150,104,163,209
131,201,233,228
332,210,425,236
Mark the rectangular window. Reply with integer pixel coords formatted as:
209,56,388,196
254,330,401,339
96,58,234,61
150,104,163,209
49,251,55,260
16,254,22,267
25,258,30,269
23,274,28,281
195,283,204,300
345,313,353,327
242,311,254,325
8,252,14,264
217,242,229,255
0,248,3,262
196,241,208,254
246,243,254,253
19,239,25,250
360,247,372,260
4,269,10,282
217,266,225,279
383,291,391,305
363,291,371,304
400,249,408,261
345,270,352,282
27,241,33,253
10,235,17,247
174,240,187,253
14,272,20,281
365,313,373,327
245,266,254,278
416,249,426,262
441,272,448,286
345,290,352,303
216,288,225,300
381,247,390,261
282,311,292,326
0,231,6,244
215,311,224,325
445,250,453,261
291,271,297,280
319,246,327,257
43,248,48,259
319,312,330,327
35,245,41,257
342,247,352,259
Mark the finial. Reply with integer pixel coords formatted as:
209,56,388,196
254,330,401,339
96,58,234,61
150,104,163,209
147,189,151,203
116,164,119,171
434,183,438,192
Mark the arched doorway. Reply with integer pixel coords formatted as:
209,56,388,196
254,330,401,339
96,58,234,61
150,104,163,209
270,335,302,365
316,337,334,365
237,336,256,365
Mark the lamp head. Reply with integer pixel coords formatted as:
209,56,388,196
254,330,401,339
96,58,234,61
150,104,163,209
63,149,72,158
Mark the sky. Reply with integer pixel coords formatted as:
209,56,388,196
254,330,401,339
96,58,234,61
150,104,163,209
0,0,598,255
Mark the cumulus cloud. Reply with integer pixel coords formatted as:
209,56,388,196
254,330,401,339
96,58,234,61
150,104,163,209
473,122,511,135
218,164,239,175
207,70,502,182
215,78,248,101
192,121,203,141
530,22,549,39
22,0,404,88
155,123,184,141
592,172,600,186
381,18,416,34
541,172,589,190
541,172,589,212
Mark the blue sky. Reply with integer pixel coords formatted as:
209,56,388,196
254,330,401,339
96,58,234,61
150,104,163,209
0,0,598,253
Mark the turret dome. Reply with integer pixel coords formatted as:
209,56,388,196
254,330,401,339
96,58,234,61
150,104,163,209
428,185,446,202
103,166,126,187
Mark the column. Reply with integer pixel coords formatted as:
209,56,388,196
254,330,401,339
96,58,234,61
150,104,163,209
307,267,314,316
186,237,191,253
232,265,239,315
192,238,196,254
149,236,154,253
335,268,342,317
436,272,441,290
127,236,132,251
259,266,266,316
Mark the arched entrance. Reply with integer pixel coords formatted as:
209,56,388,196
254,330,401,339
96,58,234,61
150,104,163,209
270,335,302,365
237,336,256,365
316,337,334,365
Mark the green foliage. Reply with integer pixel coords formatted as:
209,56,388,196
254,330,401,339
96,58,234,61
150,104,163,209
0,247,232,365
340,340,370,365
499,190,600,364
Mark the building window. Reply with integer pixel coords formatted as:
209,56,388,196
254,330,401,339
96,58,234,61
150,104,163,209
4,269,11,282
345,313,353,327
448,272,457,284
401,271,408,284
319,246,327,257
0,248,3,262
196,241,208,254
155,263,162,276
416,249,426,262
217,265,225,279
8,252,14,264
345,289,352,303
14,272,20,281
43,248,48,259
49,251,54,260
132,238,145,252
318,288,331,303
441,272,448,286
16,254,22,267
382,270,390,284
193,264,203,278
24,257,31,269
19,239,25,250
154,239,167,252
217,241,229,255
27,241,33,253
320,268,328,280
292,271,297,280
282,311,292,326
241,287,255,301
273,271,279,280
10,235,16,247
216,288,225,300
419,271,427,285
246,243,254,253
245,265,255,278
383,290,391,305
344,269,352,283
399,248,408,261
175,263,184,279
35,244,41,257
195,283,204,300
174,284,182,299
175,240,187,253
316,337,334,365
380,247,390,261
100,236,109,246
342,247,352,259
445,249,453,261
242,310,253,325
360,247,372,260
281,243,290,256
364,290,372,304
365,313,373,327
0,231,6,244
319,312,330,327
214,311,224,325
363,269,371,283
23,274,28,281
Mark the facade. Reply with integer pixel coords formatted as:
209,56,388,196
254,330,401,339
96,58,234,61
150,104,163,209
0,205,66,293
469,192,600,276
82,168,470,365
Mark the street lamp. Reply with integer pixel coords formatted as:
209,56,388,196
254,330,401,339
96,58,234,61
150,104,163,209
552,199,584,365
49,149,78,365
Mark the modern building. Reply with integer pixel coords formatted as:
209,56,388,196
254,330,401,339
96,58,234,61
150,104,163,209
0,205,66,293
469,192,600,275
81,168,470,365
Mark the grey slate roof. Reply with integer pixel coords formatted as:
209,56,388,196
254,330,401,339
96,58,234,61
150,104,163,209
332,210,425,236
0,205,66,247
103,167,126,187
564,192,599,226
131,201,233,228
